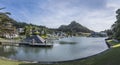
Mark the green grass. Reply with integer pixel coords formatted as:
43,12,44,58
107,40,120,46
0,58,21,65
1,40,120,65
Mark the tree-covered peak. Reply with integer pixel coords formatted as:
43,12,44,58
59,21,92,33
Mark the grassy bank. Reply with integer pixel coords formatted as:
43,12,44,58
107,39,120,48
1,40,120,65
0,58,21,65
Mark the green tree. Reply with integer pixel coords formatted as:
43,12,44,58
24,25,32,37
0,7,6,10
112,9,120,40
32,26,40,35
0,7,16,38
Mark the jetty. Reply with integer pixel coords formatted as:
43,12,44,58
0,35,53,47
0,41,53,47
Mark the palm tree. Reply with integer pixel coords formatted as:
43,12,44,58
0,7,6,10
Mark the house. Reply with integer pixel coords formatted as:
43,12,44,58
23,35,45,43
90,32,107,37
17,28,24,33
2,22,19,38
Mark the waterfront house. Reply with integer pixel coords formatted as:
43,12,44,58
2,22,19,38
23,35,45,43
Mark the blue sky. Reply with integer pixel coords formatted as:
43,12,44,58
0,0,119,32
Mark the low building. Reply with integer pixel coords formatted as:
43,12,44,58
90,32,107,37
17,28,24,33
1,22,19,38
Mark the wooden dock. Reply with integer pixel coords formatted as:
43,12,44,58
0,41,53,47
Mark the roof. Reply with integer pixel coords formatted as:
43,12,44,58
24,35,45,43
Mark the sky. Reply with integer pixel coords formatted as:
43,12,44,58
0,0,119,32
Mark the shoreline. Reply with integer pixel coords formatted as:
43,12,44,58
0,49,109,64
0,48,109,64
105,38,111,48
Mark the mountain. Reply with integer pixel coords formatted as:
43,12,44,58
58,21,92,33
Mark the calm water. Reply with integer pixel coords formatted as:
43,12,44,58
0,37,108,62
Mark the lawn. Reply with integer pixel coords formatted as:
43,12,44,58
1,40,120,65
107,39,120,48
0,58,21,65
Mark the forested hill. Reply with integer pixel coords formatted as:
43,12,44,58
0,12,47,28
58,21,92,33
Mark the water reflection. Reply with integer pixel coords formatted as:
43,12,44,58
59,41,77,44
0,46,17,57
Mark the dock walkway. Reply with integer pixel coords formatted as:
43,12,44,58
0,40,53,47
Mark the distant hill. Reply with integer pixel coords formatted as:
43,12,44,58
58,21,92,33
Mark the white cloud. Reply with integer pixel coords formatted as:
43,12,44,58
107,0,120,10
29,0,116,32
81,9,116,31
1,0,119,32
